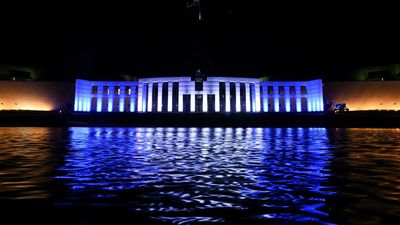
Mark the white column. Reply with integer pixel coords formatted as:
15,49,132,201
245,82,251,112
137,83,143,112
143,84,148,112
235,82,241,112
178,82,183,112
284,86,290,112
261,85,268,112
167,82,172,112
307,86,312,112
319,81,324,111
96,85,102,112
255,82,261,112
190,94,195,112
74,87,79,111
178,94,183,112
203,93,208,112
108,86,114,112
273,86,279,112
215,82,220,112
157,82,163,112
296,86,301,112
147,83,153,112
225,82,230,112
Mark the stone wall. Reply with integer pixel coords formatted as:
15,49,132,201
0,81,74,111
324,81,400,111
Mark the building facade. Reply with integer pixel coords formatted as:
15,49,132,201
74,77,323,113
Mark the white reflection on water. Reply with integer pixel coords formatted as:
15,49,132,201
55,127,335,224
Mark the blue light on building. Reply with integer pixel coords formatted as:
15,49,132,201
74,77,324,113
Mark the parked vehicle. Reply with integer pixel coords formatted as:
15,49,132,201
334,103,349,112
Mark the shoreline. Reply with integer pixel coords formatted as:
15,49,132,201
1,110,400,128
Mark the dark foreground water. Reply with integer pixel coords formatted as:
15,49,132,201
0,127,399,225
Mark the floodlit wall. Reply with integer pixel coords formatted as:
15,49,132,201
324,81,400,111
75,77,323,113
259,79,323,112
74,79,138,112
0,81,74,111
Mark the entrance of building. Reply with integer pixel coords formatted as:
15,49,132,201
207,94,215,112
183,94,190,112
195,94,203,112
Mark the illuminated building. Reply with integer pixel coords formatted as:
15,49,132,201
74,77,324,113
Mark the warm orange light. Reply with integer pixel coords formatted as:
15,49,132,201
324,81,400,111
0,99,53,111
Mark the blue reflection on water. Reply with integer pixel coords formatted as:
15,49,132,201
56,127,336,224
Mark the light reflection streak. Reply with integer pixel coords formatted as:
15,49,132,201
56,127,336,224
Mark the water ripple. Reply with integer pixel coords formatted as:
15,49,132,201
0,127,399,224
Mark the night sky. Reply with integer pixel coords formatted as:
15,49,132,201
0,1,399,81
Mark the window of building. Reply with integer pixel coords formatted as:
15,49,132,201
290,86,295,94
300,86,307,94
91,86,98,94
162,82,168,112
152,83,158,112
250,83,255,112
268,86,274,94
114,86,120,95
142,83,148,111
240,83,246,112
195,82,203,91
219,82,226,112
278,86,284,95
172,82,179,112
103,86,109,95
230,82,236,112
125,86,131,95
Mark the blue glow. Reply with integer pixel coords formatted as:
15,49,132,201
56,127,335,224
190,94,195,112
285,99,291,112
78,99,83,111
202,93,207,112
235,83,241,112
130,97,135,112
296,97,301,112
215,93,220,112
225,82,231,112
168,82,173,112
147,83,153,112
178,93,183,112
107,97,113,112
74,78,324,113
263,99,268,112
274,98,279,112
245,83,251,112
157,83,162,112
142,84,147,112
119,97,124,112
96,97,102,112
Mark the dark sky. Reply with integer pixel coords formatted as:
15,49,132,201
0,1,399,81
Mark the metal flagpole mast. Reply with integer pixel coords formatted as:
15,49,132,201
187,0,201,21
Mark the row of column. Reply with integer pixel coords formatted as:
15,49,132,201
75,79,323,113
260,86,304,112
137,81,261,112
91,85,137,112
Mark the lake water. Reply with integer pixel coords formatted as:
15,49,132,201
0,127,399,224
